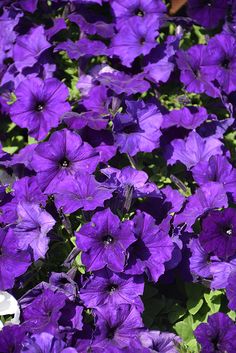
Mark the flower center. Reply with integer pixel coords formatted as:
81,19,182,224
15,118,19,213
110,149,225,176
211,333,220,350
225,227,233,236
135,8,144,16
221,58,230,69
59,158,70,168
139,37,145,45
102,235,114,245
122,122,139,134
107,284,118,293
107,327,116,340
35,102,45,112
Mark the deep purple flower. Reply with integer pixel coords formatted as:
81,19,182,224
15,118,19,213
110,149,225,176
101,166,159,199
0,325,26,353
93,304,143,350
162,106,207,130
14,201,56,260
125,211,174,282
192,155,236,202
21,332,77,353
54,173,113,213
167,131,222,169
82,85,109,115
80,268,144,309
210,257,236,290
189,239,213,278
176,45,220,98
10,78,70,140
113,100,163,156
226,270,236,310
199,208,236,259
194,313,236,353
22,288,67,335
56,38,108,60
139,330,181,353
174,182,228,231
18,0,39,13
0,227,31,290
188,0,228,29
97,70,150,95
143,35,179,85
31,129,100,193
111,0,166,28
0,176,47,224
13,26,51,70
111,17,158,67
201,33,236,94
76,208,135,272
0,8,22,66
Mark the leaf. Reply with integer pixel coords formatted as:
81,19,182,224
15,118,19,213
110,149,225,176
204,290,222,314
174,314,194,343
185,283,204,315
228,311,236,321
168,303,186,323
188,298,204,315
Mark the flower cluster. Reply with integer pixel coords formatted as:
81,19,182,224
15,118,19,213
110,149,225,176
0,0,236,352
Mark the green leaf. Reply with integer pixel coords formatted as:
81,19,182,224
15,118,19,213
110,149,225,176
204,290,222,314
168,303,186,323
75,252,86,274
227,311,236,321
185,283,204,315
174,314,194,343
188,298,204,315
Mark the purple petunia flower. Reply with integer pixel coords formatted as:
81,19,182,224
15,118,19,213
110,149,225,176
174,182,228,231
0,7,22,66
14,201,56,261
21,332,77,353
188,0,228,29
199,208,236,259
92,304,143,350
125,211,174,282
162,106,207,130
13,26,51,71
111,17,158,67
97,70,150,95
22,288,67,335
101,166,159,199
10,78,70,140
189,239,212,278
139,330,181,353
194,312,236,353
0,176,47,224
0,227,31,290
54,173,113,213
226,270,236,310
113,100,163,156
210,257,236,290
167,131,223,169
31,129,100,193
192,155,236,202
80,268,144,309
0,324,26,353
111,0,166,29
176,45,220,98
76,208,136,272
201,33,236,94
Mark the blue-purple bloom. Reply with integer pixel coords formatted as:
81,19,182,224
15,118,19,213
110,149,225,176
76,208,135,272
10,78,70,140
125,211,174,282
32,129,100,193
113,100,163,156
